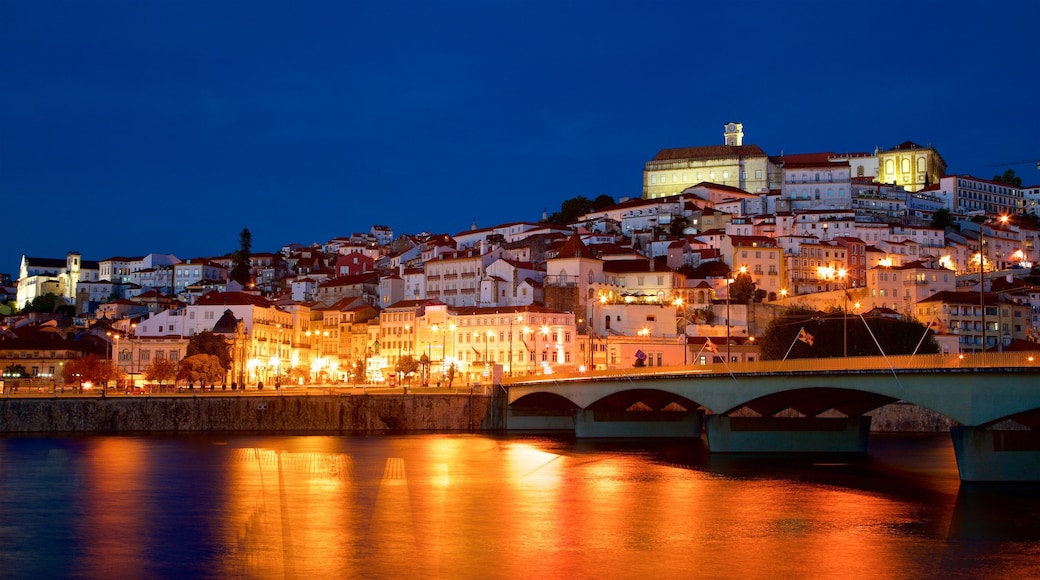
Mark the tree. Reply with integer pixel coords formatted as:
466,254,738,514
22,293,75,317
931,208,953,229
758,307,939,360
186,331,231,372
694,308,716,325
668,216,690,236
352,358,366,385
993,169,1023,187
395,355,419,384
144,358,178,386
3,364,27,378
729,271,756,304
230,226,253,286
544,194,615,225
63,354,116,386
177,354,225,385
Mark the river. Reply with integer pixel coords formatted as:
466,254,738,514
1,433,1038,579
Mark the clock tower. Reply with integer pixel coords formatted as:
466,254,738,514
724,122,743,146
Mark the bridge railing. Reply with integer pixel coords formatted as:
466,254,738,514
503,352,1039,385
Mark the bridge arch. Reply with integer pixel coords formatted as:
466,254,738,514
721,387,900,419
585,388,702,413
511,391,580,412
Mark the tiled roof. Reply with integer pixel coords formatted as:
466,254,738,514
650,144,767,162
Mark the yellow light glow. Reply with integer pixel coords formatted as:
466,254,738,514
938,255,955,270
878,258,892,267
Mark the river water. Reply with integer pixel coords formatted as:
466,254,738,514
1,432,1038,579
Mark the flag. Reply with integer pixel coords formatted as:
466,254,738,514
472,346,481,358
704,339,718,354
797,328,814,346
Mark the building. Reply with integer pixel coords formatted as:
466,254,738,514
915,291,1031,353
643,123,774,199
16,253,100,310
867,259,956,315
778,153,853,210
876,141,947,193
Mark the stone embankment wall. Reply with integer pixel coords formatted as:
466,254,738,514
0,395,493,433
867,402,957,432
0,397,955,434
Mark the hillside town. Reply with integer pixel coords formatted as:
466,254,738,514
3,123,1040,389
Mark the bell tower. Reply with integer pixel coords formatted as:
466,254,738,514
724,122,743,146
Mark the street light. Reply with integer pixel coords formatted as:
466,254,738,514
725,266,746,364
484,330,494,378
508,315,521,376
673,297,687,364
129,323,137,388
838,267,848,358
540,325,550,372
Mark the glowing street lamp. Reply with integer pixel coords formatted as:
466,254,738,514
673,296,687,364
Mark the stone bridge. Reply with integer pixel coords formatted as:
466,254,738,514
502,352,1040,482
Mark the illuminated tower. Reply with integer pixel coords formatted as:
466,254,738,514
724,122,744,146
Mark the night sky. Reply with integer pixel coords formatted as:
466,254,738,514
2,0,1038,276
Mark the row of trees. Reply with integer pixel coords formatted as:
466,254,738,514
757,306,939,360
59,330,235,387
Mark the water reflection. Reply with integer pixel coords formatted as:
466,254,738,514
1,434,1039,579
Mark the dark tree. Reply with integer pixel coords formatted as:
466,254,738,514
230,227,253,286
22,293,74,317
758,307,939,360
930,208,953,229
544,194,615,225
63,354,116,386
992,169,1023,187
668,216,690,236
729,271,756,304
186,330,232,371
396,355,419,384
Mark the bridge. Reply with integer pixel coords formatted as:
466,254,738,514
501,352,1040,482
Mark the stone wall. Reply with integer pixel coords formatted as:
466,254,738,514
0,395,493,433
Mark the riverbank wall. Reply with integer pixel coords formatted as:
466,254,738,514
0,396,953,434
0,394,494,433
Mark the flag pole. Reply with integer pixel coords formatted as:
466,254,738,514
777,327,803,370
910,310,939,360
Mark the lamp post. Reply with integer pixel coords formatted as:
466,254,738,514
449,322,456,365
673,297,687,364
779,288,788,306
540,325,550,372
979,224,986,356
484,330,493,378
508,315,521,376
838,268,848,358
129,323,137,388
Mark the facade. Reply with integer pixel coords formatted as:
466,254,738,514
866,259,956,315
779,153,853,211
876,141,947,193
16,253,100,309
643,124,773,199
731,236,786,299
915,291,1031,353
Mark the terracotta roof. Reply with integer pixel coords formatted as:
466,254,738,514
196,291,274,308
554,233,597,260
650,144,767,162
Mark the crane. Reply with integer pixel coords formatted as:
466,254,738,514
991,159,1040,170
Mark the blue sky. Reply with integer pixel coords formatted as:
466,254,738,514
2,0,1039,276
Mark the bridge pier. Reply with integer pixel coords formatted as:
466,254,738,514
950,427,1040,482
705,415,871,453
574,409,704,438
505,407,575,432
